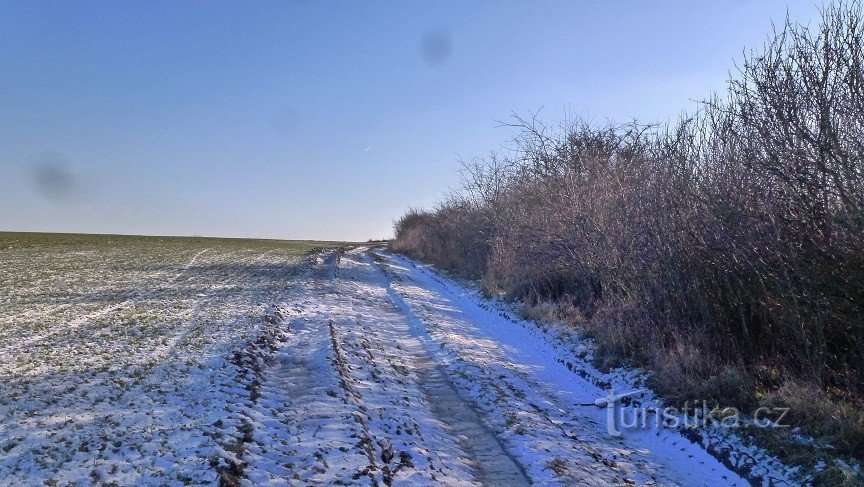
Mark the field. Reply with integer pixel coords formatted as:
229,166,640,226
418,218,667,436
0,233,338,485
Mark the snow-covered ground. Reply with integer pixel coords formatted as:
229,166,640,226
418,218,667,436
2,239,783,485
0,237,315,485
235,247,754,486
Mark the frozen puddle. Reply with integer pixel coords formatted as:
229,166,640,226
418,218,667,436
236,247,746,486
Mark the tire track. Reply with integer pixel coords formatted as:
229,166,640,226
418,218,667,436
346,249,530,486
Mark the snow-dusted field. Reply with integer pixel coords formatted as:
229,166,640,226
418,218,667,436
1,235,762,486
0,234,323,485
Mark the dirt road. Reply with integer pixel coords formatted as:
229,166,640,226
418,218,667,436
237,247,744,486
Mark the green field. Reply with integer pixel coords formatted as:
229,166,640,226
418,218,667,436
0,232,348,484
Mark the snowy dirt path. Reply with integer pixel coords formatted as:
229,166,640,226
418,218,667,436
242,247,747,486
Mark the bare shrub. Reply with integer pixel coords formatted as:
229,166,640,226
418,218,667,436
391,1,864,460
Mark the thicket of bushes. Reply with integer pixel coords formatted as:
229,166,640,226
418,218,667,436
391,3,864,464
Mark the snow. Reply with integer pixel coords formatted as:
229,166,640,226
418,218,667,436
375,251,746,486
1,241,792,485
239,250,485,485
378,250,801,486
0,243,308,486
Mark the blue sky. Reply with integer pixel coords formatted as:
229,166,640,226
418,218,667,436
0,1,820,241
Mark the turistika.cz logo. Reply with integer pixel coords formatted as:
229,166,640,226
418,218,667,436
595,389,791,437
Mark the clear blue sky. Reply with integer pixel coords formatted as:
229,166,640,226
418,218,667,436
0,1,820,241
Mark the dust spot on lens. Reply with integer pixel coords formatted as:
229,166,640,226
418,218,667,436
420,28,452,66
32,153,75,201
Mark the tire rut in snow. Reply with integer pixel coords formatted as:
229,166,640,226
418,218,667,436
243,248,527,486
327,318,381,483
283,248,475,486
364,251,531,486
237,251,372,486
410,349,531,486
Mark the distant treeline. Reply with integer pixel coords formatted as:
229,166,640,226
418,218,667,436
390,2,864,467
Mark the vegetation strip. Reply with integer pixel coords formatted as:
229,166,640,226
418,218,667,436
389,4,864,482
